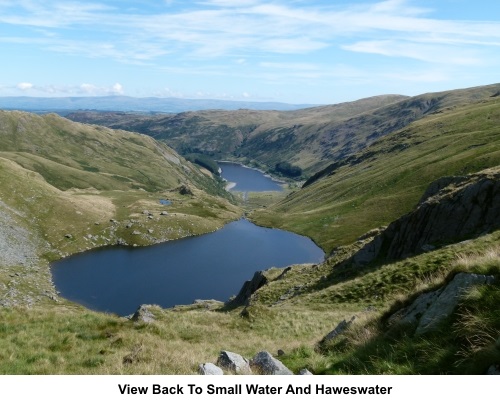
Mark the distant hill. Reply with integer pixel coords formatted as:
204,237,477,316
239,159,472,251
67,83,500,176
0,95,316,114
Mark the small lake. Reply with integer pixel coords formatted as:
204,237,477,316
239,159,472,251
51,219,324,316
219,162,283,192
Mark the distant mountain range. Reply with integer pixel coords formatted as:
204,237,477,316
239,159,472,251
0,95,317,114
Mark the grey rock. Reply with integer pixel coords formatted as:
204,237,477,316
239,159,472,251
198,363,224,375
250,351,293,375
351,169,500,265
487,365,500,375
230,271,268,307
416,273,495,335
299,368,313,375
319,316,356,345
217,351,251,374
130,304,155,323
64,234,73,239
142,210,150,215
277,349,285,357
160,211,168,216
132,230,141,235
388,290,442,326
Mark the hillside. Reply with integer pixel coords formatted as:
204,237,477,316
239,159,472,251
1,85,499,375
0,110,242,305
251,96,500,253
68,83,500,176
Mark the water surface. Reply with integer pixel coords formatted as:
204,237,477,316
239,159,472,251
51,219,323,316
219,162,283,192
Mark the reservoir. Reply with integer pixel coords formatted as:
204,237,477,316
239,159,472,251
219,162,283,191
51,219,324,316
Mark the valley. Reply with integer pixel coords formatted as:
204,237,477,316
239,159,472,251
0,83,499,375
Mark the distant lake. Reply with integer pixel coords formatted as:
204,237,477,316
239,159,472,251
51,219,324,316
219,162,283,192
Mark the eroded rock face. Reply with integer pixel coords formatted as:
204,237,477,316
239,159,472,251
353,169,500,265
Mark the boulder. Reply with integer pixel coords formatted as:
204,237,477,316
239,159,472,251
299,368,313,375
198,363,224,375
250,351,293,375
217,351,251,374
130,304,155,323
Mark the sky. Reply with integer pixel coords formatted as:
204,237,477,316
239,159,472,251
0,0,499,104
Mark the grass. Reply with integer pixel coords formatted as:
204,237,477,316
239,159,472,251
251,98,500,253
1,89,500,375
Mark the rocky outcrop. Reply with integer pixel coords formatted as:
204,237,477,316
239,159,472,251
353,168,500,265
130,304,156,323
228,271,268,307
389,273,495,335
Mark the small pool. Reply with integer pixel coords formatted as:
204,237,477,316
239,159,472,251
159,199,172,205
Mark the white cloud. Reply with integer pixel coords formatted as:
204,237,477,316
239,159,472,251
112,83,124,94
16,82,34,90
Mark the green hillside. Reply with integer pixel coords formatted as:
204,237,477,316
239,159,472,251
251,97,500,253
1,85,499,375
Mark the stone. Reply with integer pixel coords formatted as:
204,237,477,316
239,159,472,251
217,351,251,374
319,316,356,346
299,368,313,375
160,211,168,216
130,304,155,323
64,234,73,239
388,290,442,326
229,271,268,307
250,351,293,375
277,349,285,357
350,169,500,265
142,210,150,215
486,365,500,375
132,230,141,235
415,273,495,335
199,363,224,375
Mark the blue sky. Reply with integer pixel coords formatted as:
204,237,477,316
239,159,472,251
1,0,499,104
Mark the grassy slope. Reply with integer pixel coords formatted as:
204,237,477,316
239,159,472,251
0,110,242,314
1,90,500,375
251,97,500,253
